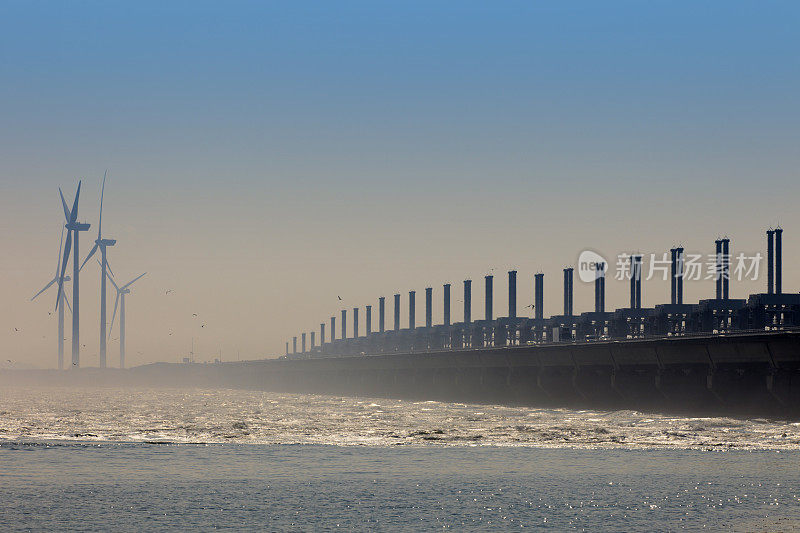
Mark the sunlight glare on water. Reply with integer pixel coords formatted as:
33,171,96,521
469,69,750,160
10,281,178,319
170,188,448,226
1,387,799,449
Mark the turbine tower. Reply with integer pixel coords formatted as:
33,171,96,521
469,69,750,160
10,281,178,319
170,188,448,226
80,171,116,368
107,269,146,369
31,228,73,370
56,181,90,368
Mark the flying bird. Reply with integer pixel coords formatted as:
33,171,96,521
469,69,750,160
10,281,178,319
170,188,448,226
165,289,173,295
192,313,198,317
14,328,19,332
338,296,342,301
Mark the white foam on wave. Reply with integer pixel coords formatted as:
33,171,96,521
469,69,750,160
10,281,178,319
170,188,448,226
1,386,799,449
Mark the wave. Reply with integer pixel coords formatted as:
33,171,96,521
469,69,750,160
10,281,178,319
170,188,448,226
0,387,798,449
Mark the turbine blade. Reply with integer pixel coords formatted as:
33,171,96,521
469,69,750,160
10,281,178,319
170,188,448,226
104,265,120,291
102,257,118,282
79,243,99,272
122,272,147,290
98,257,109,273
98,170,107,239
58,188,71,221
64,288,73,315
108,293,120,339
55,230,72,311
69,181,81,223
55,226,64,277
31,278,57,301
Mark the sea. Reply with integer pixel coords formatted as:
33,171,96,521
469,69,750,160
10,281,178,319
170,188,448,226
1,387,799,531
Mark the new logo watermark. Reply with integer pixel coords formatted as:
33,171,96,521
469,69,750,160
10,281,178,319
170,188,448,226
577,250,608,283
575,250,763,282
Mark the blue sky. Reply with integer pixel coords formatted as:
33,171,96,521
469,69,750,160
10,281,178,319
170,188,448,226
1,2,799,366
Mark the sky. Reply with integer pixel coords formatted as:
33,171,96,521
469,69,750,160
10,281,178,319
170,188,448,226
1,1,798,368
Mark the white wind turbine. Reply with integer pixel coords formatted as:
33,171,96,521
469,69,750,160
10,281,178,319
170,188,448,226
31,227,73,370
56,180,91,368
80,171,116,368
106,268,146,369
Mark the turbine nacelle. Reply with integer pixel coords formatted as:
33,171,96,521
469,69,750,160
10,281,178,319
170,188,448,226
66,222,91,231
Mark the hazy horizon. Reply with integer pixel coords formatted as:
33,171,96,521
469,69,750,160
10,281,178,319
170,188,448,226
2,1,799,368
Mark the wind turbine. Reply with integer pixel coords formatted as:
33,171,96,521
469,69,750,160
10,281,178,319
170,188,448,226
79,171,116,368
31,227,73,370
56,181,90,368
106,269,146,369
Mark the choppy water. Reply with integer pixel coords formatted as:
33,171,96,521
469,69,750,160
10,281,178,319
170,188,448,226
1,387,799,448
2,387,800,531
